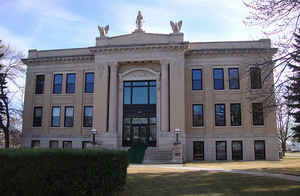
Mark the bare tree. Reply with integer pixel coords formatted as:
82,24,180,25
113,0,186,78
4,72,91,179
276,85,294,155
0,40,25,148
244,0,300,55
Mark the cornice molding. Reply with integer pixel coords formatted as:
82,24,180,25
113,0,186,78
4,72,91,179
89,42,188,53
185,48,277,57
22,54,94,65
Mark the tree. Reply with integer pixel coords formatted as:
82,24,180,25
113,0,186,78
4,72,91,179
0,40,25,148
286,31,300,141
276,85,294,155
0,70,10,148
244,0,300,89
244,0,300,55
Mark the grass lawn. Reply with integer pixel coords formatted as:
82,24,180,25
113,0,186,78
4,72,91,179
185,153,300,176
119,167,300,196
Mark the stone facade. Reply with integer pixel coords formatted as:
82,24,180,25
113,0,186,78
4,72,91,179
21,13,279,162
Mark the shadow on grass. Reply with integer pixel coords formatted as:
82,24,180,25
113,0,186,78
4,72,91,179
118,170,300,196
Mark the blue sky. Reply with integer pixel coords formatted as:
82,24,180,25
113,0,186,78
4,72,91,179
0,0,264,55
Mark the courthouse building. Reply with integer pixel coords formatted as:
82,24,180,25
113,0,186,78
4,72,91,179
21,12,280,161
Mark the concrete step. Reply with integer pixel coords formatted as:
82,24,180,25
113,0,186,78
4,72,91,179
143,148,172,163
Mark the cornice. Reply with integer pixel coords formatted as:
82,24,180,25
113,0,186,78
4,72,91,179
22,54,94,65
89,42,188,53
185,48,278,57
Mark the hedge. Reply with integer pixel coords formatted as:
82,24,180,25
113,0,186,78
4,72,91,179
0,148,128,196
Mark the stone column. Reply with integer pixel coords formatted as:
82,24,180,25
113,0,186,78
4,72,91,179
161,60,169,132
108,62,118,132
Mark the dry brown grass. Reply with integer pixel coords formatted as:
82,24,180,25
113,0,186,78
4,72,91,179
185,153,300,176
119,166,300,196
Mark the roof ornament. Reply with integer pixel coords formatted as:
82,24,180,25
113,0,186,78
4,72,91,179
170,20,182,33
98,25,109,38
135,10,144,32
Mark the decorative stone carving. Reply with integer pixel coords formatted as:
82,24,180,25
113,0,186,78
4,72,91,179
170,20,182,33
135,10,144,32
98,25,109,38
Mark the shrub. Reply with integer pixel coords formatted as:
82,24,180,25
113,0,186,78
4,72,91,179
0,148,128,196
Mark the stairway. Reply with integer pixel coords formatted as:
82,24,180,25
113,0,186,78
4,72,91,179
143,148,173,163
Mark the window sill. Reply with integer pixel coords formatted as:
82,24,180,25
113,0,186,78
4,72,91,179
192,126,205,129
214,126,227,128
252,125,265,128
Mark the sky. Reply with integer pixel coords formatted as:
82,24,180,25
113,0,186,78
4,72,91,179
0,0,265,56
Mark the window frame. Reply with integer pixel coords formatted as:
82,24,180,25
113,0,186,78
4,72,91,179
51,106,61,127
49,140,59,148
232,140,243,160
64,106,74,127
66,73,76,94
63,141,72,149
254,140,265,160
216,141,227,160
250,67,262,89
213,68,224,90
35,74,45,94
123,81,156,105
192,69,203,90
215,104,226,126
228,68,240,89
83,106,93,127
53,73,63,94
31,140,40,148
252,103,264,126
230,103,241,126
193,141,204,161
85,72,94,93
33,106,43,127
192,104,204,127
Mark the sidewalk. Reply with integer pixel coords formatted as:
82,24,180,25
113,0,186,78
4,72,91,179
130,164,300,182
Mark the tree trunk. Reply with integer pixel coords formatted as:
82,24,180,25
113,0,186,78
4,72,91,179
4,128,9,148
281,142,286,156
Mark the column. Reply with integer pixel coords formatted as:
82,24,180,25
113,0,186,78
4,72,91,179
161,60,169,132
108,62,118,132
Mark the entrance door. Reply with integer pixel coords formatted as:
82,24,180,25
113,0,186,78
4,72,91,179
131,125,148,145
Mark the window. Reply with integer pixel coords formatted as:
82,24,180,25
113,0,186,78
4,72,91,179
193,141,204,160
49,140,59,148
66,73,76,93
83,106,93,127
33,107,42,127
228,68,240,89
64,106,74,127
230,103,241,126
216,141,227,160
53,74,63,94
255,140,265,160
250,67,262,89
51,106,60,127
193,104,204,127
35,75,45,94
85,72,94,93
215,104,226,126
63,141,72,149
192,69,203,90
213,68,224,90
31,140,40,148
232,141,243,160
123,81,156,104
252,103,264,126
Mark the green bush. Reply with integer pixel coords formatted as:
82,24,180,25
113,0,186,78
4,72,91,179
0,148,128,196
